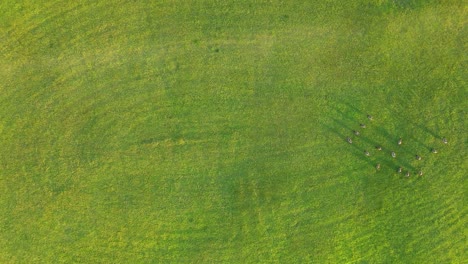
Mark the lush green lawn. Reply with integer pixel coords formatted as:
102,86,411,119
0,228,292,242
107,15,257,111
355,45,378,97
0,0,466,263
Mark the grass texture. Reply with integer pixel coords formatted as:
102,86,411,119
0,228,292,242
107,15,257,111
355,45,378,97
0,0,466,263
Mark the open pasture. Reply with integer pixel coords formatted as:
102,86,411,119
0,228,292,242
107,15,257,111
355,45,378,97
0,0,466,262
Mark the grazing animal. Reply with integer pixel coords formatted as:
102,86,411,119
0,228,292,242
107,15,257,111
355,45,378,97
398,167,402,173
375,146,382,151
398,138,402,145
376,163,381,170
415,155,422,160
360,124,366,128
353,130,360,136
364,150,370,156
442,138,448,144
391,151,396,158
347,137,353,144
431,148,438,153
405,171,410,177
418,171,423,176
367,115,373,120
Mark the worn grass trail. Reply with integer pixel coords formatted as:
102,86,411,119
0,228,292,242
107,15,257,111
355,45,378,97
0,1,466,263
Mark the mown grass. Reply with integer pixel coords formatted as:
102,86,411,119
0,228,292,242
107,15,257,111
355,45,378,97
0,0,466,263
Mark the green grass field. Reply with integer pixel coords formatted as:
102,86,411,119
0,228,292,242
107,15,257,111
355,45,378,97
0,0,466,263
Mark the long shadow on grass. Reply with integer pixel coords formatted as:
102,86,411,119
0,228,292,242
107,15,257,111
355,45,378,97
407,134,432,153
321,120,415,177
322,122,374,167
329,105,361,126
329,120,411,173
389,109,442,142
329,117,354,134
394,155,416,172
375,125,394,141
415,123,442,139
330,117,381,148
340,100,366,116
331,100,423,173
140,137,165,145
336,101,408,150
329,100,372,129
